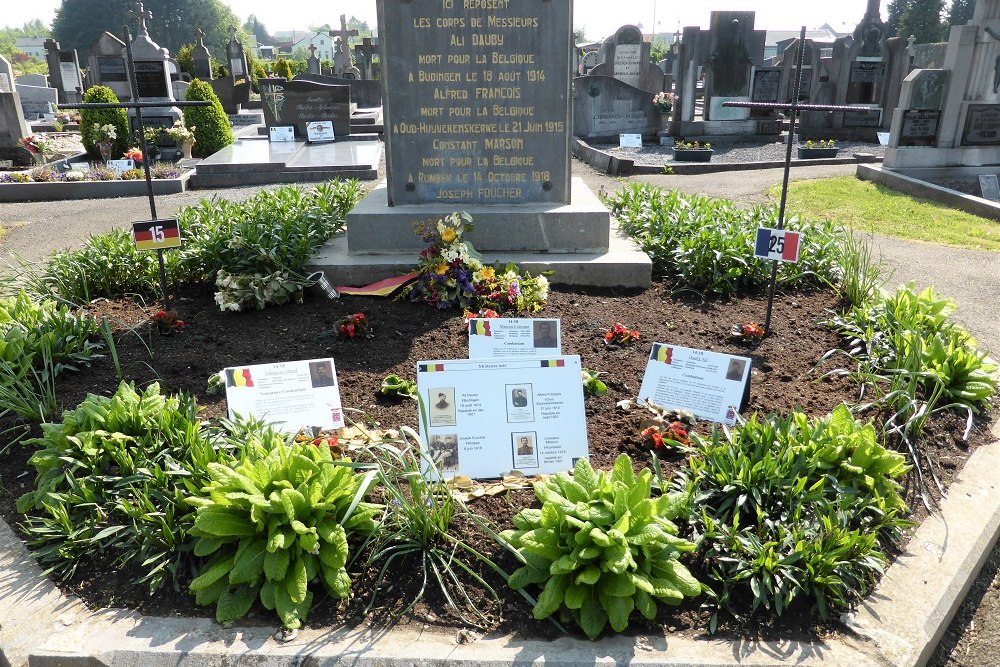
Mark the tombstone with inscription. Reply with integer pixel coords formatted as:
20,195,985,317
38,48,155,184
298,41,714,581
127,6,182,154
294,71,381,108
43,39,83,104
192,29,214,80
702,12,765,122
319,0,648,292
16,74,48,88
883,0,1000,172
14,81,59,120
0,54,13,95
307,45,321,75
588,25,667,94
0,66,31,165
259,77,354,138
88,32,131,100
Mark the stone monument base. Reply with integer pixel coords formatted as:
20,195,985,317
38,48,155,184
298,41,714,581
316,178,652,289
345,178,612,253
669,119,782,140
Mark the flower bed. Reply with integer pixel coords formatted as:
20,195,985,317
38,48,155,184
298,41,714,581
0,162,192,202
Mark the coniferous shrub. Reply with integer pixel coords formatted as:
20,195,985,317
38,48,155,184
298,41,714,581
79,86,128,159
183,79,235,158
273,58,293,80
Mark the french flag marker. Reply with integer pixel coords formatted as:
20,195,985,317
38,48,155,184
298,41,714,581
754,227,802,263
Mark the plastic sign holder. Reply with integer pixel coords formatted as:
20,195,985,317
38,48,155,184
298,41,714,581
132,218,181,251
754,227,802,263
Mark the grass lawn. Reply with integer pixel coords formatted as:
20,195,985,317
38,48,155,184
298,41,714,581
769,175,1000,252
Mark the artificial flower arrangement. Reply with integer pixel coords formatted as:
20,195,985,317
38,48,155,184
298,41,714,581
336,312,371,339
150,309,185,333
730,321,765,341
213,269,309,312
97,124,118,141
405,212,550,312
604,322,640,346
638,403,697,451
18,134,48,155
652,91,677,113
164,120,196,144
123,147,144,163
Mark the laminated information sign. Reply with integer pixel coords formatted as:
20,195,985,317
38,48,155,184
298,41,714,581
224,357,345,432
637,343,751,425
468,318,561,358
417,356,588,479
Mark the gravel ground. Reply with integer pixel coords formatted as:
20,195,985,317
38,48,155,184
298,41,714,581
593,139,887,165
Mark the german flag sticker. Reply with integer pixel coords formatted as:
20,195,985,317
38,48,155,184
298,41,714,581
133,219,181,251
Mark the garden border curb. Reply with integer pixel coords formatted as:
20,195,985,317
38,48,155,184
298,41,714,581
0,171,193,203
1,425,997,666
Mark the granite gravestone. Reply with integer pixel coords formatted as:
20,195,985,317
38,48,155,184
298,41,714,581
962,105,1000,146
127,9,182,150
331,15,360,78
354,38,379,80
379,0,571,206
307,45,321,75
588,25,666,94
908,69,948,111
15,83,58,119
0,85,30,164
899,110,940,146
259,78,352,138
751,67,780,103
88,32,130,101
0,54,13,93
572,76,659,140
294,71,380,108
211,27,251,113
192,29,213,80
43,39,83,104
16,74,48,87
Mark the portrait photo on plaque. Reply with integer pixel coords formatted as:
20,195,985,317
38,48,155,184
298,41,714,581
428,387,457,427
532,320,560,349
428,433,460,472
306,120,335,143
512,431,539,469
506,383,534,423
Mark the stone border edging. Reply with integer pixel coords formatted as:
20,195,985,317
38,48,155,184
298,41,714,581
0,171,192,203
0,434,996,665
856,164,1000,223
573,138,883,176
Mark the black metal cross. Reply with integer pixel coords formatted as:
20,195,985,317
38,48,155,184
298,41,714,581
722,27,876,336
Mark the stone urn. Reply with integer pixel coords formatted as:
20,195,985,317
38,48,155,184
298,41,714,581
180,139,195,160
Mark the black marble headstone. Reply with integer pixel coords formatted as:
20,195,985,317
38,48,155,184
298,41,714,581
751,68,780,103
962,105,1000,146
259,78,352,138
97,56,128,83
377,0,571,206
899,110,940,147
135,61,169,98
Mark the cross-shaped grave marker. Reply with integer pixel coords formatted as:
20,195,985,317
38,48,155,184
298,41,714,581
59,16,211,311
722,27,875,337
354,37,379,80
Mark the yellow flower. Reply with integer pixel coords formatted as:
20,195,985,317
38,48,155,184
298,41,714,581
477,266,496,281
434,262,449,275
441,228,458,243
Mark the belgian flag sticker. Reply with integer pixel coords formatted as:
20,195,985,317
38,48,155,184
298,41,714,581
133,219,181,251
539,359,565,368
651,343,673,364
225,368,255,387
419,363,446,372
470,320,492,336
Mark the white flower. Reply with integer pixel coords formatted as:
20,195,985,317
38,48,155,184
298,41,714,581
65,171,85,181
537,275,549,300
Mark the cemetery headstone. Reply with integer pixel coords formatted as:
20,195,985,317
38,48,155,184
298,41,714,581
0,54,12,93
192,28,213,80
127,6,182,150
88,32,131,101
259,77,353,138
572,76,659,140
331,15,360,78
899,110,941,146
962,105,1000,145
16,74,48,87
0,83,31,164
211,26,250,113
750,67,781,103
354,37,379,80
14,83,58,119
294,71,381,108
226,26,248,79
703,11,758,121
588,25,666,94
43,39,83,104
307,45,321,75
979,174,1000,200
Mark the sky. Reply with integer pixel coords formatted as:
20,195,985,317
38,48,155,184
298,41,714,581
5,1,894,39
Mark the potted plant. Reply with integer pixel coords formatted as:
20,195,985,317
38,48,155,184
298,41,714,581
652,91,677,132
164,120,197,159
672,140,714,163
95,124,118,161
18,134,50,166
797,138,839,159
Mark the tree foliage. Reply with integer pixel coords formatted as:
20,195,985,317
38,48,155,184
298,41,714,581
898,0,946,42
243,14,273,45
52,0,250,62
886,0,909,38
947,0,976,29
0,20,50,63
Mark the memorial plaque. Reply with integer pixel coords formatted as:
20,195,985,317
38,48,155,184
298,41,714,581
962,104,1000,146
843,107,882,127
613,43,643,89
0,73,10,93
193,58,212,79
59,62,80,93
751,68,780,103
899,110,940,146
378,0,571,206
979,174,1000,201
98,56,128,82
850,60,883,84
135,61,169,98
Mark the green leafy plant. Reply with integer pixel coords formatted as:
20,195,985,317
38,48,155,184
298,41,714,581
273,58,293,80
213,270,309,311
17,382,235,592
183,79,235,157
504,455,701,639
187,432,380,629
379,373,418,399
581,368,608,397
675,406,911,626
79,86,128,159
675,140,711,150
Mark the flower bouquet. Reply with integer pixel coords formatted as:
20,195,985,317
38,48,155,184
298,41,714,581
604,322,640,346
652,91,677,114
336,312,372,339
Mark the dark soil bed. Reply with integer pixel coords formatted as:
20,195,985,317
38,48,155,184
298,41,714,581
0,281,993,642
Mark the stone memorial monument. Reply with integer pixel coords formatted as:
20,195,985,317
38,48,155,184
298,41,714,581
88,32,131,100
192,29,213,80
884,0,1000,171
330,15,361,79
318,0,649,290
307,45,321,75
0,54,14,94
354,38,379,80
127,5,182,151
0,55,31,165
212,26,251,113
43,39,83,104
